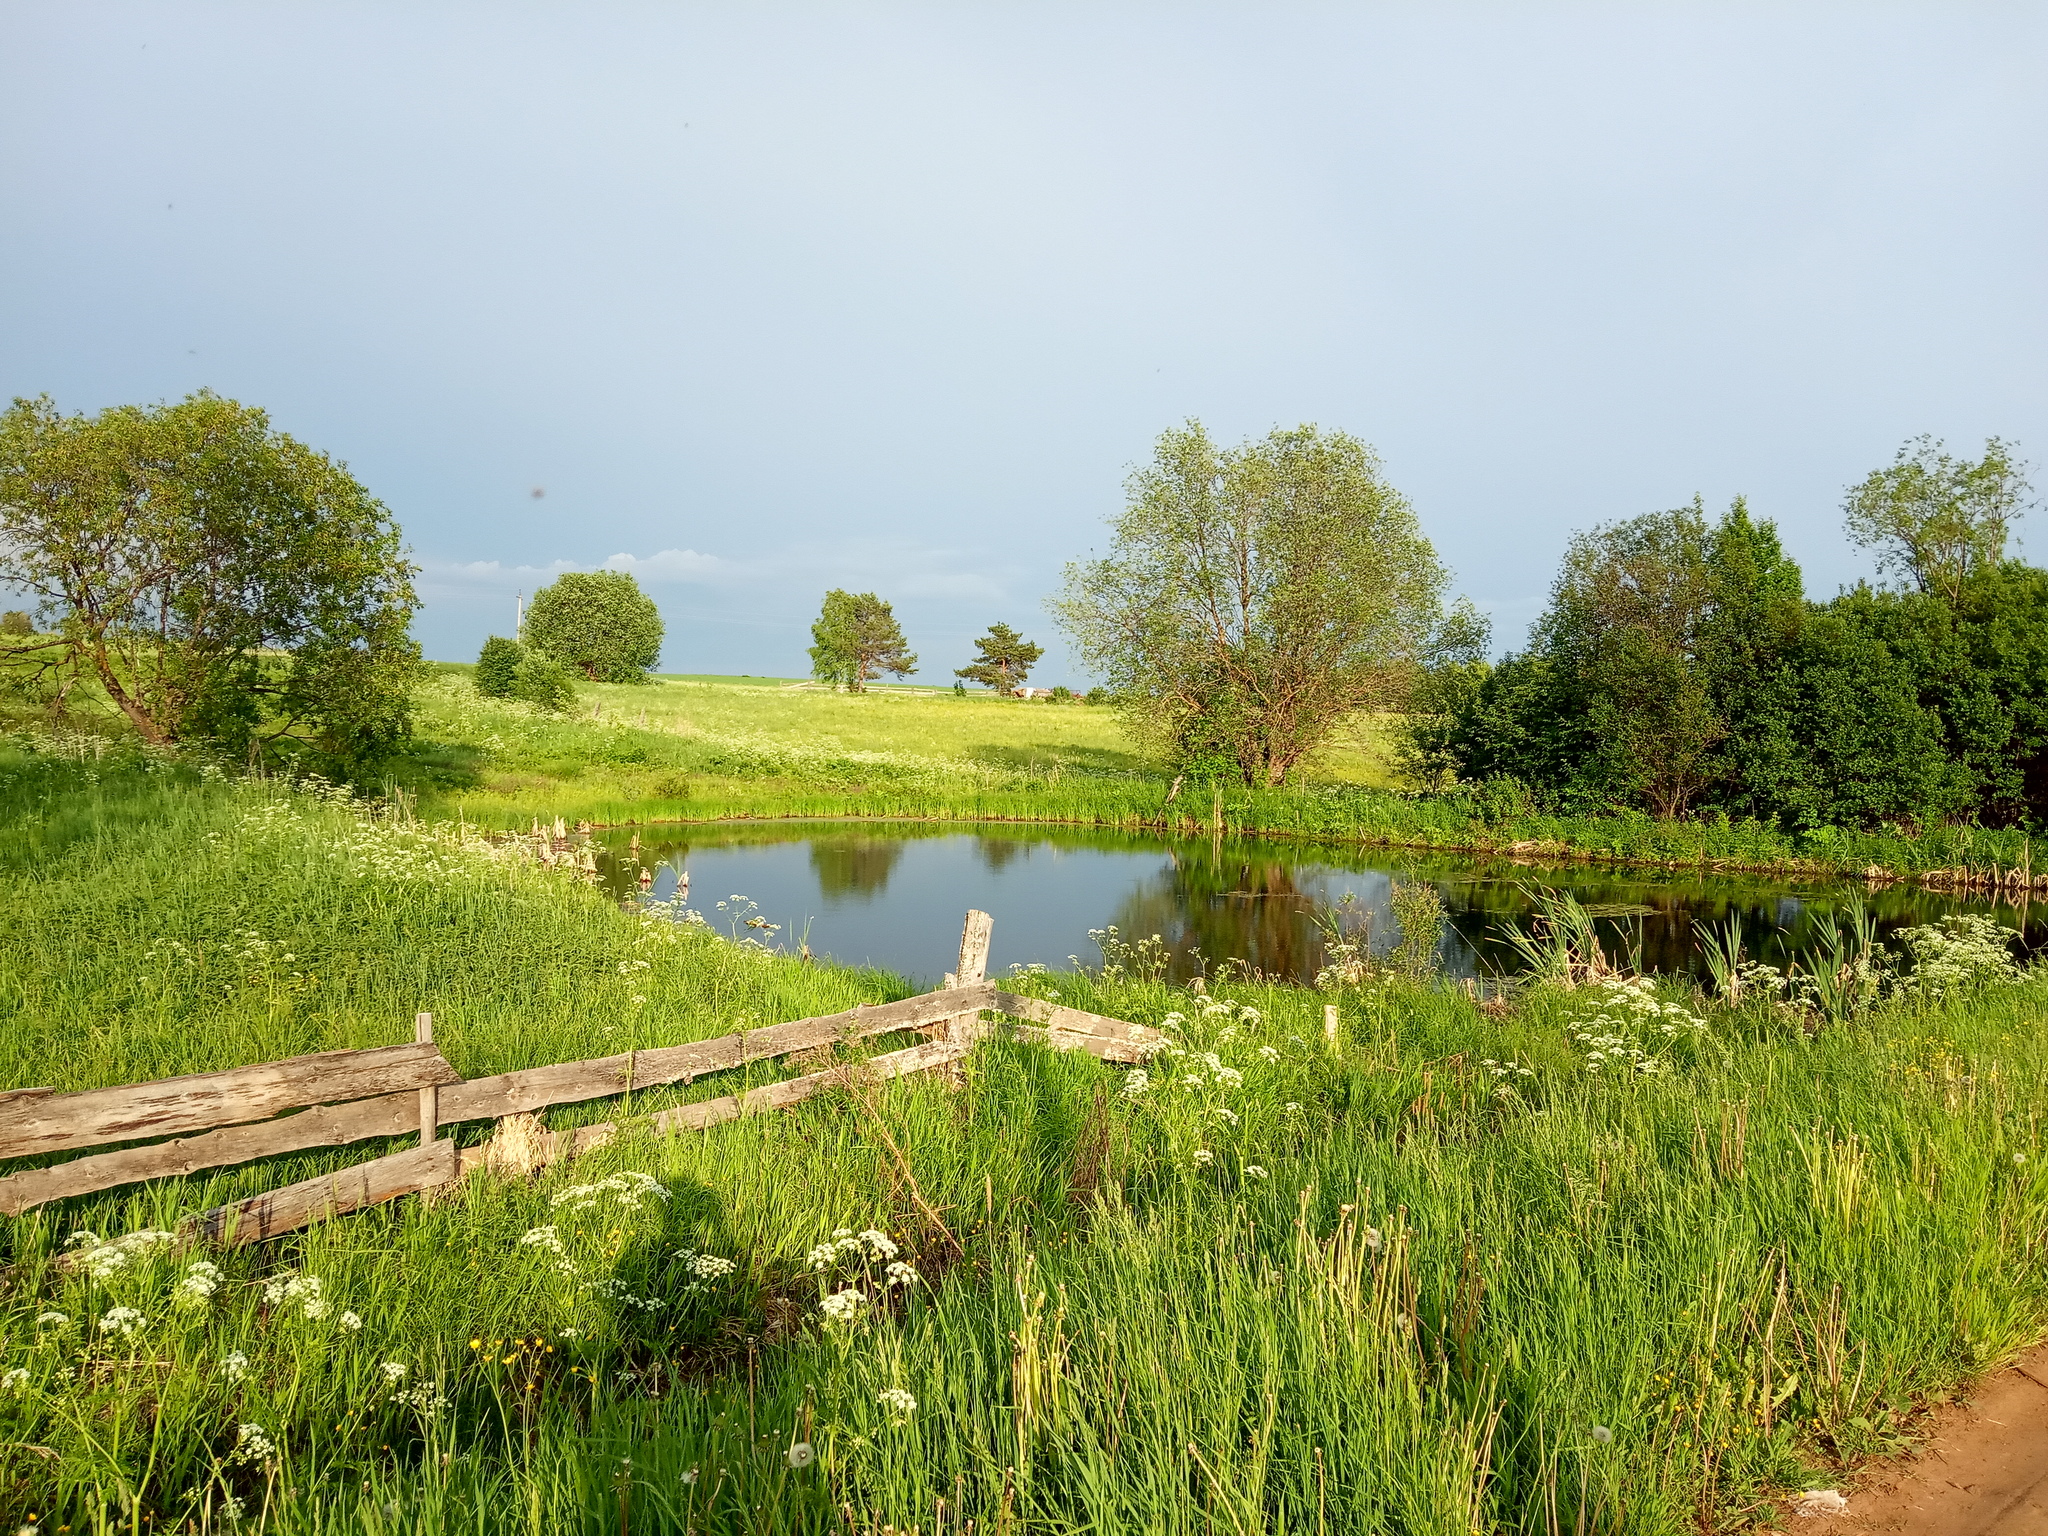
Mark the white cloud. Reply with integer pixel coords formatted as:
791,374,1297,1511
422,549,728,588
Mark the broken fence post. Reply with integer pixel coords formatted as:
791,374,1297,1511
415,1012,438,1146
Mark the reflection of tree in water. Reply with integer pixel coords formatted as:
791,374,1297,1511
809,838,905,901
976,838,1028,872
1106,844,1332,984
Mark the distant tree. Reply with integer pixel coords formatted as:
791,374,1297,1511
1052,421,1458,787
1844,437,2029,605
0,611,30,637
808,590,917,692
955,622,1044,693
0,391,420,766
523,570,663,682
475,635,524,698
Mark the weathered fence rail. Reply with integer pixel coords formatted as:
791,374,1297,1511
0,911,1163,1240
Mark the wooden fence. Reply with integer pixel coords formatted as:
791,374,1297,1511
0,911,1163,1243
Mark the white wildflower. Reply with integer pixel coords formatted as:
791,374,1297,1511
1243,1165,1269,1180
877,1386,918,1419
1191,1149,1213,1166
221,1350,251,1383
883,1261,920,1289
819,1287,869,1323
1121,1069,1151,1097
99,1306,145,1339
338,1311,362,1332
380,1361,409,1383
33,1312,70,1332
2,1367,29,1393
1257,1045,1281,1062
519,1226,566,1254
857,1230,899,1260
231,1422,278,1465
175,1260,222,1308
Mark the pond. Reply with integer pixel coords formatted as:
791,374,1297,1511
590,823,2046,987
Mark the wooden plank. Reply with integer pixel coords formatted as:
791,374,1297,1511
458,1038,973,1179
986,991,1168,1056
653,1037,972,1133
182,1140,458,1246
1010,1025,1157,1065
434,982,995,1124
0,1091,421,1215
0,1045,463,1161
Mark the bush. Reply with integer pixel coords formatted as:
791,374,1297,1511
0,610,30,637
1084,686,1109,706
1051,685,1075,703
475,635,524,698
514,652,578,713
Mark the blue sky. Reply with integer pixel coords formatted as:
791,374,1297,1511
4,4,2043,680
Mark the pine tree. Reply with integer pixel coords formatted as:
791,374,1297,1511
954,622,1045,693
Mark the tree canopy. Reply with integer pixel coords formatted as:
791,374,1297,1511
1051,420,1463,786
0,391,420,766
1427,439,2048,830
522,570,664,682
955,623,1044,693
809,590,917,692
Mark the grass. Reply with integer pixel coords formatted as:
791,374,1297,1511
2,733,2046,1532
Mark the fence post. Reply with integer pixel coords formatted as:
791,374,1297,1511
947,910,994,1044
1323,1004,1339,1051
415,1012,439,1146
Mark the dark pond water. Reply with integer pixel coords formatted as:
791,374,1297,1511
591,823,2046,987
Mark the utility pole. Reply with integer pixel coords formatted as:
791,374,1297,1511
515,591,524,637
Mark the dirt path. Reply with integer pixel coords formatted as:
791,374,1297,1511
1816,1343,2048,1536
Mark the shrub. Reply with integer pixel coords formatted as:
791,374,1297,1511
0,610,30,637
475,636,524,698
513,652,578,713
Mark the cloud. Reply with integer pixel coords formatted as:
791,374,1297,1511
422,549,728,589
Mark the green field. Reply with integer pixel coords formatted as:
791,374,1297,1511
2,732,2045,1532
389,669,2037,884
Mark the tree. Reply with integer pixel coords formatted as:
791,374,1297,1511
808,590,916,692
955,622,1044,693
0,611,30,637
1052,421,1456,787
1844,436,2029,605
511,650,577,712
522,570,663,682
0,391,420,765
475,635,524,698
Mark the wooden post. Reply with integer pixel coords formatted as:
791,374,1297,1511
415,1012,438,1146
946,910,994,1043
1323,1004,1339,1051
955,910,993,986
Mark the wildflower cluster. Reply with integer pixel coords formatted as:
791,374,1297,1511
671,1247,738,1296
808,1228,918,1325
550,1170,669,1215
262,1271,330,1321
70,1228,177,1281
1562,976,1709,1076
1892,915,2022,997
1119,992,1294,1178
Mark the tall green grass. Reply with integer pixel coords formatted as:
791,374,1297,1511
1,737,2045,1533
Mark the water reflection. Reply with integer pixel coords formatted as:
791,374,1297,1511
808,837,904,900
595,823,2045,986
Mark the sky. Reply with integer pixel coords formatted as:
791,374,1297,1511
4,3,2044,680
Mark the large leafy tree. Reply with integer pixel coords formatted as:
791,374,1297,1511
809,590,917,692
1053,421,1458,787
955,622,1044,693
1844,436,2028,605
522,570,664,682
0,391,419,764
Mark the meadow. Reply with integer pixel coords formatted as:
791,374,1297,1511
2,730,2045,1533
394,669,2039,883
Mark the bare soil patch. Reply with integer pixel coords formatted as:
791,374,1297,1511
1815,1343,2048,1536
